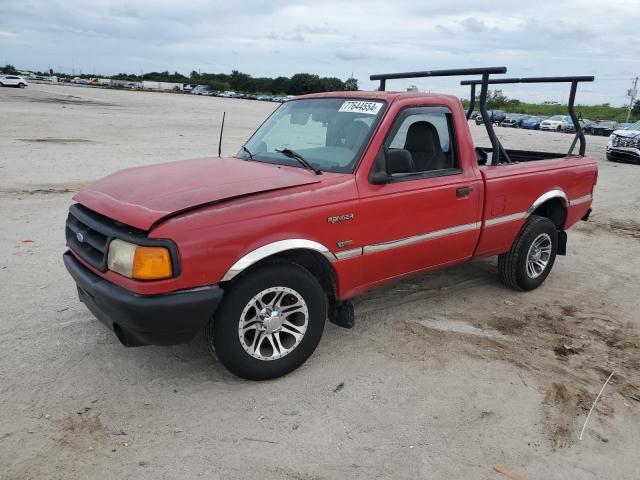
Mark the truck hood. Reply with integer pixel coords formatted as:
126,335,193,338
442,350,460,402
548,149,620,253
612,129,640,138
73,157,322,230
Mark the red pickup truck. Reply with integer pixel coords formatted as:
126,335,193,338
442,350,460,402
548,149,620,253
64,67,597,379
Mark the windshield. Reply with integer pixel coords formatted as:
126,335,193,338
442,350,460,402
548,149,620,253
624,121,640,131
237,98,386,173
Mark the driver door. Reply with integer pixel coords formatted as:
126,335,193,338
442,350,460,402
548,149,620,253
354,106,482,284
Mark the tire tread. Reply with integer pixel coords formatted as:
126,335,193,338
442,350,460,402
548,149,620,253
498,215,556,291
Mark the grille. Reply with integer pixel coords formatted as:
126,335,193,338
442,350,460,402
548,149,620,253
612,135,640,149
65,204,146,272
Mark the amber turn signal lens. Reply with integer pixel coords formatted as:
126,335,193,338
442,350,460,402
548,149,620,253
132,246,173,280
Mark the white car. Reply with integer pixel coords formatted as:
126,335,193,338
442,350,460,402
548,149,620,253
539,115,571,132
0,75,28,88
607,121,640,163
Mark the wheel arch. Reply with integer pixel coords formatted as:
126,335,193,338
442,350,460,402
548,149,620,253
220,240,338,299
526,190,568,229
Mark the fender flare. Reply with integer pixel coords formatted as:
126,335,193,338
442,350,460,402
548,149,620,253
526,189,568,217
221,239,336,282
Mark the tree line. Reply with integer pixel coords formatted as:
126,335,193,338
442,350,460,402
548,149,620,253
111,70,359,95
462,88,640,122
2,64,358,95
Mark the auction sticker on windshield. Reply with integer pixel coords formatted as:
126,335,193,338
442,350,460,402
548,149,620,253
338,101,383,115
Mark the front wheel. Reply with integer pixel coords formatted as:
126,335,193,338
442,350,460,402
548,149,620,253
207,262,327,380
18,83,26,88
498,216,558,291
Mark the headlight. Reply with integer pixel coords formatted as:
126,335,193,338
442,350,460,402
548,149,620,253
107,239,173,280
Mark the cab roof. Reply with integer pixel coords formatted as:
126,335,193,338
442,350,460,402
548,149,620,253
297,90,461,106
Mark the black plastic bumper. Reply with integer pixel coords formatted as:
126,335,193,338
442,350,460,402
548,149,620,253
607,149,640,163
63,251,224,346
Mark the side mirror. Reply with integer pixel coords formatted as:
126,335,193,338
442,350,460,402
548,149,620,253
385,148,414,174
369,171,391,184
369,149,415,184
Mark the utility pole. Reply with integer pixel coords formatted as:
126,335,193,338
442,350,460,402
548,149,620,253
627,76,638,122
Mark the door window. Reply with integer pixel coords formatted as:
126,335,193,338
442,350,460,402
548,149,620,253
384,107,458,174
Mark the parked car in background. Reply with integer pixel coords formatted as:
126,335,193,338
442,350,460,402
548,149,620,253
257,95,272,101
475,110,507,125
607,121,640,163
500,113,528,128
539,115,572,132
468,110,480,120
520,116,545,130
585,120,619,136
0,75,28,88
219,91,238,98
561,119,592,133
192,85,210,95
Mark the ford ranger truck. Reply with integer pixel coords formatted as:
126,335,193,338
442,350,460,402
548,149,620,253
63,67,597,380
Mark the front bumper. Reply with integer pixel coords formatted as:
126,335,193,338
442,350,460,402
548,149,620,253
64,251,224,346
607,146,640,163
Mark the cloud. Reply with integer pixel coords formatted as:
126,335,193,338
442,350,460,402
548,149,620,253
335,51,371,61
461,17,488,33
108,5,140,19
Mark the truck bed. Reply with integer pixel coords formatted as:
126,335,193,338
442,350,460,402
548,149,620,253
473,153,597,258
476,147,572,165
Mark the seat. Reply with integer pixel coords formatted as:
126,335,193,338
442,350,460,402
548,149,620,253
403,121,449,171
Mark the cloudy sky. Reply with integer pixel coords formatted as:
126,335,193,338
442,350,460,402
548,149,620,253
1,0,639,104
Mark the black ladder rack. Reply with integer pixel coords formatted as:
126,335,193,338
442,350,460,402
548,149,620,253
461,76,595,157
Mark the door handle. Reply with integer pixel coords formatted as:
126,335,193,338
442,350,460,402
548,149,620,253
456,186,472,198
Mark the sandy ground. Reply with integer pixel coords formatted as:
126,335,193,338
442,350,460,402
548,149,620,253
1,84,639,479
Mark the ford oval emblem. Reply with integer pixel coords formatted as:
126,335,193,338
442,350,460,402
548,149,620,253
76,232,84,243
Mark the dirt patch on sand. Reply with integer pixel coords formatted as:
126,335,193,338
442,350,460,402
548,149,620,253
576,218,640,241
18,138,95,144
26,94,118,107
400,302,640,448
0,183,86,196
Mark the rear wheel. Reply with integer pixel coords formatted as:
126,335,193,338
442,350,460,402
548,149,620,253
207,262,327,380
498,216,558,291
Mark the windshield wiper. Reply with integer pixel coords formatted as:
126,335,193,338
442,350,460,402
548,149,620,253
241,145,254,160
275,148,322,175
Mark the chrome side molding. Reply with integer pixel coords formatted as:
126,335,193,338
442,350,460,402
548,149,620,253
484,189,593,228
362,222,480,255
569,193,593,206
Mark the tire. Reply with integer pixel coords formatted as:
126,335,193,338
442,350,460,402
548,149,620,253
498,215,558,291
18,83,25,88
606,153,616,162
556,126,561,132
207,262,327,380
